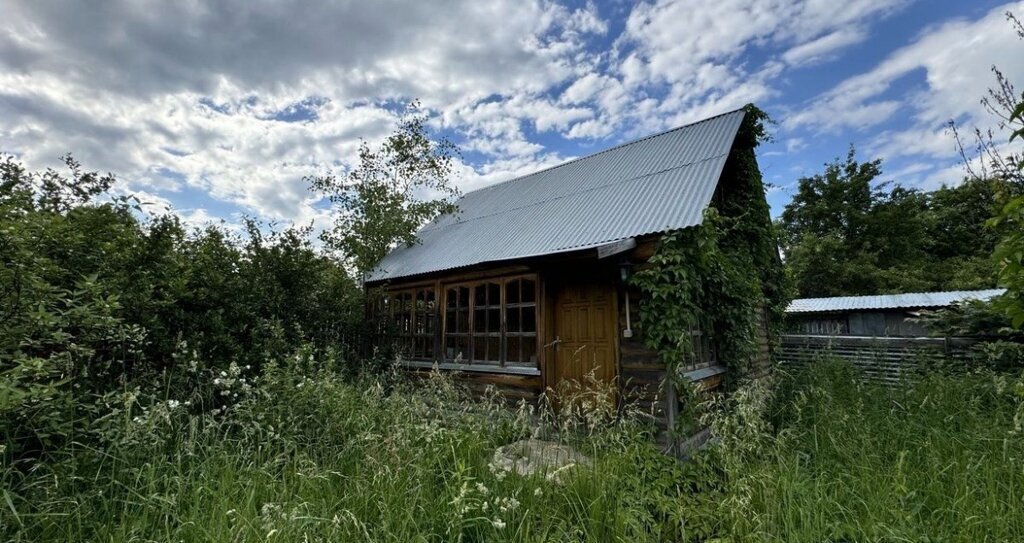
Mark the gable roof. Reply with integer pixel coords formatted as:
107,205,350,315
368,108,747,282
786,289,1007,314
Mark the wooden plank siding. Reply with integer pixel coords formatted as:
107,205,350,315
367,234,791,428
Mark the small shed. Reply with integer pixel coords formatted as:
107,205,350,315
786,289,1006,337
365,107,781,424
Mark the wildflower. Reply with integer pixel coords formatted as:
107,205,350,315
475,482,490,496
498,497,519,513
533,488,543,497
491,518,506,529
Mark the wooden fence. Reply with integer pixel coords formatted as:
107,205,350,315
779,334,981,385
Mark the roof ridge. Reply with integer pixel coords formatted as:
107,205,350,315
792,288,1006,302
458,107,747,198
421,151,731,233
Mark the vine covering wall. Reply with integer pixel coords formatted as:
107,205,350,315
630,105,790,397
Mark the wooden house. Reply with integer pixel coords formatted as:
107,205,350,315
786,289,1006,337
365,108,780,423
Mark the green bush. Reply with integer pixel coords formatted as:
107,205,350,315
1,154,364,460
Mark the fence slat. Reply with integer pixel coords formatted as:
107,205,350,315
779,334,981,385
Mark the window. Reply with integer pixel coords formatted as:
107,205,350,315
684,326,717,371
391,288,411,352
377,287,437,360
412,289,436,359
443,275,539,369
503,277,537,367
472,282,502,364
444,285,471,362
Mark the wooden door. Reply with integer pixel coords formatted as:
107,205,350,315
553,280,618,391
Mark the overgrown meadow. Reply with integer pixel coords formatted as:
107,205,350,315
4,151,1024,541
5,350,1024,541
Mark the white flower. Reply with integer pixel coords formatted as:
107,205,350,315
533,488,543,497
491,518,506,529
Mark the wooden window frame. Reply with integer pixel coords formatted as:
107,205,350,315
440,274,540,372
380,286,437,361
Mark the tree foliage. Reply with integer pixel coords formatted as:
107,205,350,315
778,147,1010,297
954,12,1024,328
310,101,460,277
990,14,1024,328
0,154,363,458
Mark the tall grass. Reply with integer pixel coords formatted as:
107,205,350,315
710,359,1024,541
1,359,695,542
4,354,1023,541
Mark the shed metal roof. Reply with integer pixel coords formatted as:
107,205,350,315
786,289,1006,314
368,108,746,282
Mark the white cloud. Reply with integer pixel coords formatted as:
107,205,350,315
788,2,1024,140
556,0,909,139
0,0,608,225
782,28,868,66
3,0,999,231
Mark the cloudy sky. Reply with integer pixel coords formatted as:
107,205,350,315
2,0,1023,230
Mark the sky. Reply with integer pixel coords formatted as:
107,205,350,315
1,0,1023,232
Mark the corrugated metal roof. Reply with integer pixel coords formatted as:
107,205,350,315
786,289,1006,313
368,108,746,282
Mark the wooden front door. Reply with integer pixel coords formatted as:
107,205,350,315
552,280,618,391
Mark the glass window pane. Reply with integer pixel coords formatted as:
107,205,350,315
522,306,536,333
473,337,486,362
521,337,537,364
506,279,520,304
447,289,458,309
487,308,501,333
474,308,486,333
521,279,535,303
488,282,500,305
455,337,469,361
506,336,521,363
457,309,469,333
474,284,486,306
508,307,521,333
488,337,501,362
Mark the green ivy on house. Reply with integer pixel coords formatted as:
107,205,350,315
629,105,791,404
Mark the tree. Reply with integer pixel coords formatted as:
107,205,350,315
778,148,1005,298
310,101,460,278
955,12,1024,328
779,148,931,297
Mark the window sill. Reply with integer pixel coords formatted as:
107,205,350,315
400,359,541,376
683,365,727,382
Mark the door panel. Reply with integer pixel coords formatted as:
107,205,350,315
553,281,618,390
